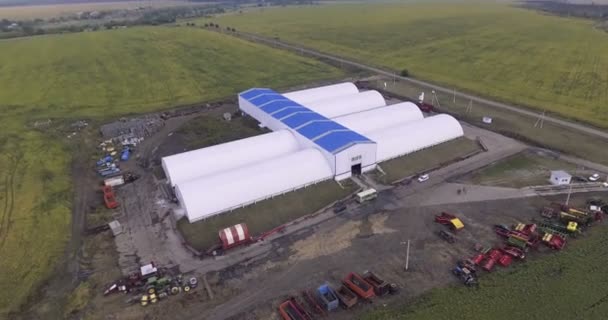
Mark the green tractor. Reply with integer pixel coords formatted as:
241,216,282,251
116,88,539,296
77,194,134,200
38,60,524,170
145,276,172,295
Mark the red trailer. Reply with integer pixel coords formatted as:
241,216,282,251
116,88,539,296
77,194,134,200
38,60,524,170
102,186,119,209
219,223,251,250
278,300,304,320
362,271,390,296
343,272,375,300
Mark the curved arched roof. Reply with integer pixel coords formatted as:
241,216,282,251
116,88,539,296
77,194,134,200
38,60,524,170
175,148,333,222
334,102,424,134
366,114,464,162
283,82,359,105
162,130,300,186
305,91,386,119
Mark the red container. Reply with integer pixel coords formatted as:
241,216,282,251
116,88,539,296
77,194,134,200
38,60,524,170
498,255,513,267
219,223,251,250
343,272,375,300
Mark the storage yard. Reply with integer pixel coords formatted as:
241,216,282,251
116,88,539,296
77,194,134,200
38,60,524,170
7,2,608,318
61,77,607,320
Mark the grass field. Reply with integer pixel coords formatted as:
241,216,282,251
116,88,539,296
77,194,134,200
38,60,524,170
211,3,608,128
458,150,578,188
378,137,482,183
0,26,343,316
363,222,608,320
177,180,357,251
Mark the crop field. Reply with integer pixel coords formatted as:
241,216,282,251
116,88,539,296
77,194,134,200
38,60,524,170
211,3,608,128
0,1,196,19
0,26,342,316
363,223,608,320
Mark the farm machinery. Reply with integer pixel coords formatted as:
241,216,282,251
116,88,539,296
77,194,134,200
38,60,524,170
103,263,197,306
435,212,464,231
452,260,478,286
281,271,399,318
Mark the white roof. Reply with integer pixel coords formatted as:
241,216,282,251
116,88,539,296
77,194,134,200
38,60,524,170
162,130,300,186
551,170,571,178
304,91,386,119
175,148,333,222
283,82,359,105
334,102,424,134
367,114,464,162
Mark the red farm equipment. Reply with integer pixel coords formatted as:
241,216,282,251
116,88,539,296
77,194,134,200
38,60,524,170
102,185,119,209
542,233,566,250
362,271,390,297
501,246,526,260
301,290,326,317
343,272,375,300
481,249,504,272
435,212,464,231
335,285,358,309
278,298,311,320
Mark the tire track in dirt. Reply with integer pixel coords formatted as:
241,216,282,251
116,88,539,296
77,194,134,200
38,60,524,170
0,155,19,250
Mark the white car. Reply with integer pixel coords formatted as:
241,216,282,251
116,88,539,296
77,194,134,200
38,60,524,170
602,182,608,188
417,174,430,182
589,174,601,182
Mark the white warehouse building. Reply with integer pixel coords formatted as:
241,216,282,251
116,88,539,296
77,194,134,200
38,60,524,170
163,82,464,222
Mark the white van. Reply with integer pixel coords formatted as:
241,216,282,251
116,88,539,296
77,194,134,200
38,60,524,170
356,188,378,203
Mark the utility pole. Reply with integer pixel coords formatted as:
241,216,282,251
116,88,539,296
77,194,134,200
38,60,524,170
465,99,473,113
453,88,456,104
405,239,411,271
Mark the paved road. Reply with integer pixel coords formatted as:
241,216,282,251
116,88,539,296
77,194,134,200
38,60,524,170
234,31,608,141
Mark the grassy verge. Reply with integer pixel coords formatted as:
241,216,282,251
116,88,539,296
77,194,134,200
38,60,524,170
177,180,357,251
0,26,343,316
458,150,578,188
211,3,608,128
177,115,264,150
376,137,482,183
377,80,608,167
362,222,608,320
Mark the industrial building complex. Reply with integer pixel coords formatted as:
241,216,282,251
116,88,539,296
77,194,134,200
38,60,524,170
162,82,464,222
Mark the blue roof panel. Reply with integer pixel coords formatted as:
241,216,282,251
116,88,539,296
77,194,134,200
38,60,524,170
240,88,373,154
260,100,300,114
314,131,372,153
272,106,308,119
297,121,346,140
239,88,274,100
282,112,326,129
249,93,285,106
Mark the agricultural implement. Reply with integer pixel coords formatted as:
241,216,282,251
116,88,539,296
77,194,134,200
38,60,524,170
501,246,525,260
335,285,358,309
452,265,477,286
316,284,339,312
278,298,311,320
435,212,464,231
102,185,119,209
538,221,579,236
343,272,375,300
362,271,390,296
542,233,566,250
301,290,325,317
438,230,455,243
481,249,504,272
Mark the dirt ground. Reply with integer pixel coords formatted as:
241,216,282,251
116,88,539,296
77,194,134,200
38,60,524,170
190,192,596,320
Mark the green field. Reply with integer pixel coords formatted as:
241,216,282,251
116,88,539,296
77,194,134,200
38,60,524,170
0,26,343,316
363,222,608,320
211,3,608,127
459,150,578,188
379,137,482,183
178,180,357,251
